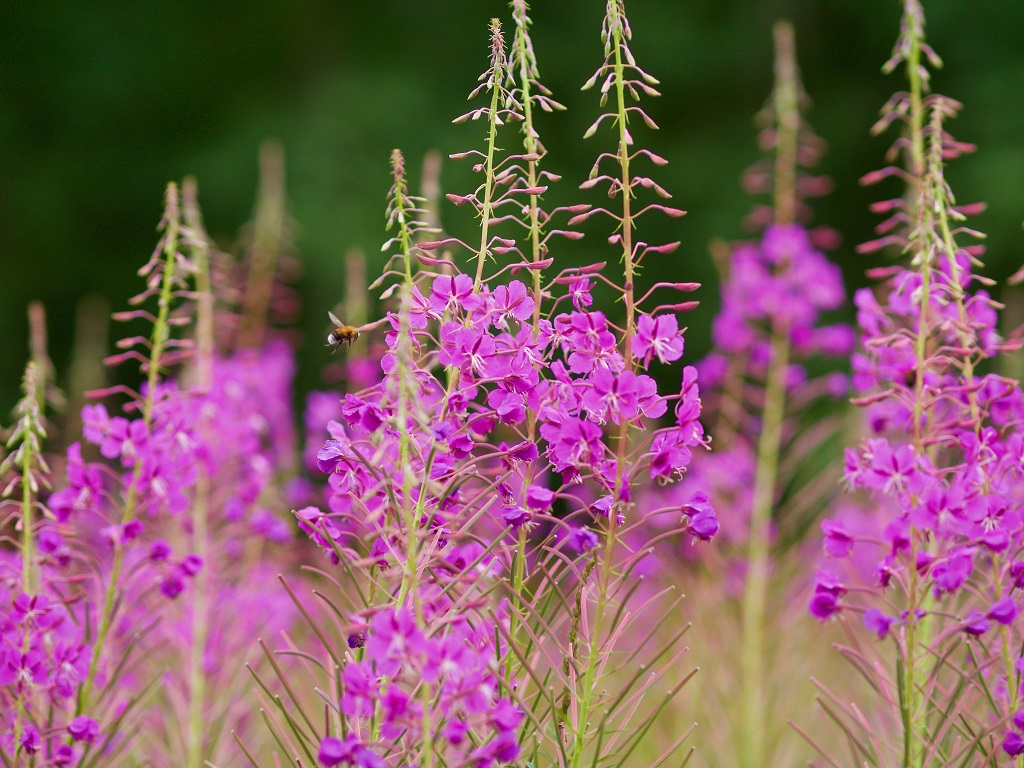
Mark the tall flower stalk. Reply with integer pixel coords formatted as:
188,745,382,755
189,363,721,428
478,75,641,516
633,19,851,766
78,183,191,712
739,21,802,768
811,1,1024,764
182,177,214,768
2,360,49,758
253,6,712,768
3,169,305,766
562,2,705,764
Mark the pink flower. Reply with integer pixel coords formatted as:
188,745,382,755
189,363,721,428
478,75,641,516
632,313,684,368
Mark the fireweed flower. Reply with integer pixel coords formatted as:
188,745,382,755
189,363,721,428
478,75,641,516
332,605,521,764
632,313,685,369
318,734,385,768
629,21,853,768
0,178,304,766
811,1,1024,763
272,5,713,768
0,192,202,763
639,84,849,570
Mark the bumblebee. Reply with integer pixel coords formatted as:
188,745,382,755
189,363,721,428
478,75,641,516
326,311,359,349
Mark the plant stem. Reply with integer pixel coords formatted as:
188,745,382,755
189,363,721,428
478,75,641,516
19,415,35,597
474,19,506,290
739,331,789,768
184,178,213,768
507,0,544,677
739,22,797,767
572,7,635,765
902,11,929,764
79,183,182,715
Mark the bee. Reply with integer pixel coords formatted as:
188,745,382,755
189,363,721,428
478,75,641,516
326,311,360,350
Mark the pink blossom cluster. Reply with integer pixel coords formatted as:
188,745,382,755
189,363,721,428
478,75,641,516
318,606,521,768
0,330,302,762
706,224,851,382
813,241,1024,743
810,8,1024,753
305,271,709,565
0,584,95,764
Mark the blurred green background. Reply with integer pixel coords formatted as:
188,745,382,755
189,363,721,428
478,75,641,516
1,0,1022,411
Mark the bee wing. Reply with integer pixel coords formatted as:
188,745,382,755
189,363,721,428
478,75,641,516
328,310,342,326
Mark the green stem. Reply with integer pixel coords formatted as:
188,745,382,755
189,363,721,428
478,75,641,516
239,142,286,349
473,20,505,289
512,5,545,324
388,169,438,768
571,10,634,766
78,184,182,715
902,16,929,767
507,1,544,679
739,23,798,767
739,331,789,768
184,180,213,768
20,426,35,596
771,21,799,228
392,174,426,619
186,476,210,768
14,366,41,763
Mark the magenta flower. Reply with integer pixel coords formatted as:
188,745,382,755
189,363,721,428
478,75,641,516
567,527,599,552
438,322,497,376
988,597,1017,626
931,548,975,595
0,649,49,688
341,661,377,718
37,525,71,566
68,716,100,743
51,642,90,699
366,608,426,678
500,502,530,529
648,430,694,482
12,593,53,627
808,591,840,621
380,684,417,740
540,416,605,478
318,734,384,768
864,440,923,496
962,612,990,636
490,280,535,327
444,717,470,745
1004,732,1024,757
160,571,185,599
631,313,684,368
80,403,111,445
569,274,593,309
526,485,554,511
863,608,897,639
18,727,40,755
809,571,846,621
821,520,854,558
102,416,149,465
316,440,352,474
340,393,387,433
504,440,538,463
429,273,481,316
581,368,640,425
553,310,621,375
49,443,104,521
681,492,718,542
405,285,438,329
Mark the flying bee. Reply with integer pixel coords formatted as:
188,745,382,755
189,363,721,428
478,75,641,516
326,311,360,350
